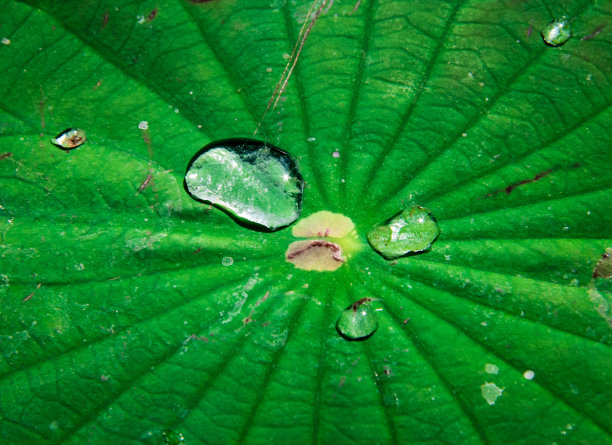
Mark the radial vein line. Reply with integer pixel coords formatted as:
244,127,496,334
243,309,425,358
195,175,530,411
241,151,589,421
311,280,333,445
352,268,488,444
375,260,611,347
235,298,309,442
355,0,465,202
0,273,274,383
339,0,377,202
427,101,612,205
178,1,261,130
370,0,596,213
282,3,330,206
361,341,399,444
62,290,289,443
16,1,214,140
378,272,612,437
441,184,612,223
172,296,307,437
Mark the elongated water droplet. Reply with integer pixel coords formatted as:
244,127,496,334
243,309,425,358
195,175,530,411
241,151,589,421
367,205,440,259
336,298,378,341
184,138,304,231
51,128,86,150
541,17,572,47
162,430,185,444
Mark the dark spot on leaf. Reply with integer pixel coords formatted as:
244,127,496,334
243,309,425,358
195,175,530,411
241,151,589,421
593,250,612,279
351,297,373,312
581,24,604,40
0,152,12,161
101,11,109,29
147,8,158,21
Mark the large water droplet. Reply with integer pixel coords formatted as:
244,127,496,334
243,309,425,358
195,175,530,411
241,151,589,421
336,298,378,341
184,138,304,231
541,17,572,47
367,205,440,259
51,128,86,150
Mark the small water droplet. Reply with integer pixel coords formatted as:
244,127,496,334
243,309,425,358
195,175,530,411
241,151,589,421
332,150,340,158
222,256,234,266
541,17,572,47
367,205,440,259
162,430,185,444
523,370,535,380
51,128,86,150
481,382,504,405
138,120,149,130
184,138,304,231
1,37,10,45
336,298,378,341
484,363,499,374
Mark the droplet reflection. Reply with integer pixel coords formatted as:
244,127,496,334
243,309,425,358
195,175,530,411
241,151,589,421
541,17,572,47
51,128,86,150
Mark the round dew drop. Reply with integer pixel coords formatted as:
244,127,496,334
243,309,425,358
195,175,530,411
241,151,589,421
541,17,572,47
221,256,234,266
336,298,378,341
184,138,304,231
367,205,440,259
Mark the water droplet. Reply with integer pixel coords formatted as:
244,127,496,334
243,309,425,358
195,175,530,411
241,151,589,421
481,382,504,405
523,370,535,380
221,256,234,266
138,120,149,130
367,205,440,259
336,298,378,341
162,430,185,444
541,17,572,47
51,128,86,150
184,138,304,231
484,363,499,374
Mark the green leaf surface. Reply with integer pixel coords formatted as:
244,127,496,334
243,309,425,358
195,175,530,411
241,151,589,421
1,0,611,443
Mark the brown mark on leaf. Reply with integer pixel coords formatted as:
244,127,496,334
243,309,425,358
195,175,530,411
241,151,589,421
286,240,345,272
184,334,208,344
147,8,158,21
242,291,270,327
38,87,46,130
527,24,533,38
349,0,361,15
93,79,103,90
254,0,330,135
23,283,42,302
0,152,13,161
350,297,373,311
135,173,153,195
593,249,612,279
481,169,555,199
581,24,604,41
101,11,109,29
